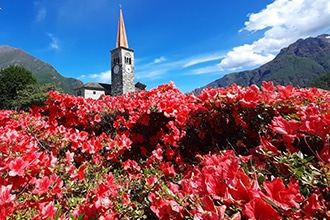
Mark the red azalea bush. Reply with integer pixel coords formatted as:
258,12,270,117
0,81,329,219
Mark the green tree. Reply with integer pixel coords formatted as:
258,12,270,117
11,83,63,111
0,65,37,109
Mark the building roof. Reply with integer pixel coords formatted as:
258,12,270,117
99,83,111,95
116,7,129,49
74,82,146,94
135,82,147,90
75,82,105,90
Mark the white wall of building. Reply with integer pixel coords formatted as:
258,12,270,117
83,89,105,99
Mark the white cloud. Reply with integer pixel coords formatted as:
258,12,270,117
136,54,221,79
36,7,46,22
183,53,224,68
136,70,166,80
154,56,166,63
190,65,221,75
34,1,47,22
46,33,60,50
219,0,330,70
135,52,224,80
80,70,111,83
218,44,275,71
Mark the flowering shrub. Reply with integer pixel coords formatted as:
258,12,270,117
0,81,329,219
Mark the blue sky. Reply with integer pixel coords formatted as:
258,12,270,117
1,0,330,93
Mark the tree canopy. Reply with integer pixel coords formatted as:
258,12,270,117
12,83,64,111
0,65,37,109
0,65,62,110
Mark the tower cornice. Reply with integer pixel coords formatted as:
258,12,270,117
110,46,134,53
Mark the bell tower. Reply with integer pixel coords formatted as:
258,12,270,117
111,7,135,96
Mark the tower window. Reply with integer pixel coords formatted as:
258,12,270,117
113,58,120,64
125,57,132,64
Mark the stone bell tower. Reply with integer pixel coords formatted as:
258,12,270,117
110,7,135,96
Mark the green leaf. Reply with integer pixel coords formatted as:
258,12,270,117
54,207,62,220
68,214,86,220
77,214,86,220
300,186,310,197
304,155,314,162
263,197,280,209
292,166,306,177
258,175,265,186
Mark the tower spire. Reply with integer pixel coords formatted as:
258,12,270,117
116,6,129,48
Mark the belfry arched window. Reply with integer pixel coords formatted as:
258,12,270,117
124,53,132,65
124,57,131,64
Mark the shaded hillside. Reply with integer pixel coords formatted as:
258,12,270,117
194,34,330,93
0,46,83,94
306,71,330,90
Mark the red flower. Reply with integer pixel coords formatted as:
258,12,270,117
117,133,132,150
302,193,322,217
165,147,175,160
153,148,163,161
263,178,304,210
229,178,261,205
81,141,95,154
122,159,141,172
0,185,15,205
94,114,101,123
78,163,87,181
122,193,131,206
271,116,301,144
202,151,240,181
149,197,183,220
203,173,227,199
106,174,118,197
261,81,276,93
200,196,226,218
8,157,28,177
160,162,176,177
258,136,279,155
39,201,57,219
239,84,261,108
318,145,330,163
65,151,74,163
33,176,52,194
146,175,158,187
243,197,281,220
94,193,112,209
101,212,118,220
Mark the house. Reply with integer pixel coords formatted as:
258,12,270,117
74,81,146,99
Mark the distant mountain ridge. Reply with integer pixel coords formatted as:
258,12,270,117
0,45,83,94
194,34,330,93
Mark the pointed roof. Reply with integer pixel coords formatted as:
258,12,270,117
116,7,129,48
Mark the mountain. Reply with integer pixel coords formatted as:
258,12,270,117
0,46,83,94
194,34,330,93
